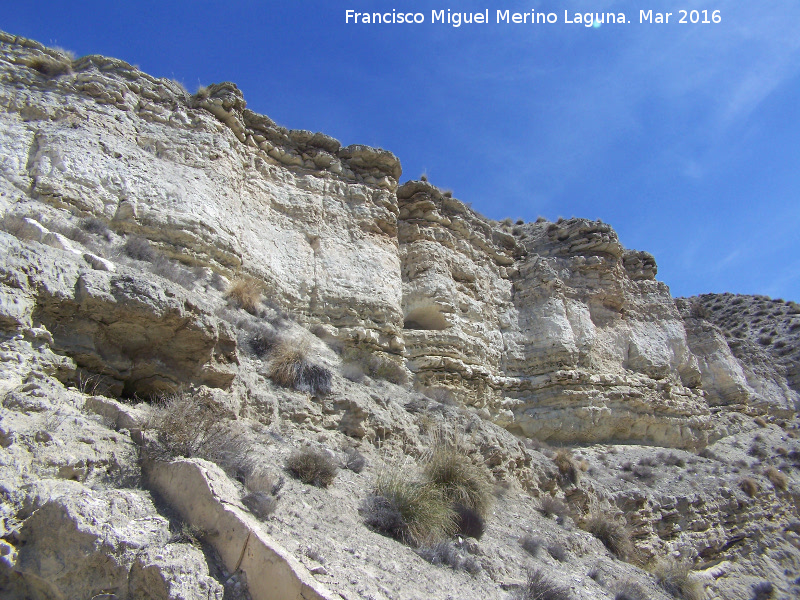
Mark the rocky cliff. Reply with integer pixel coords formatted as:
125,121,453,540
1,31,799,600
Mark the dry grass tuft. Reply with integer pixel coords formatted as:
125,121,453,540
225,277,262,314
740,476,760,497
269,338,332,395
651,557,704,600
517,569,572,600
613,579,648,600
285,447,338,487
27,54,73,77
765,466,788,490
122,236,156,262
423,438,493,520
364,465,456,546
538,496,570,520
583,512,634,560
553,449,580,485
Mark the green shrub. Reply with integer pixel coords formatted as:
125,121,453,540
423,439,493,519
364,466,456,545
285,447,338,487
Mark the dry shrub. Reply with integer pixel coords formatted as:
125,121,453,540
28,54,72,77
651,557,704,600
517,569,572,600
553,449,579,485
584,512,634,560
740,477,760,497
225,277,262,314
146,392,228,459
247,324,278,358
344,447,366,473
751,581,775,600
765,466,788,490
613,579,648,600
454,504,485,540
341,346,407,385
242,491,277,520
538,496,569,519
520,534,543,557
81,217,111,240
269,338,332,395
123,236,156,262
415,541,481,575
423,438,493,520
364,465,456,546
285,447,338,487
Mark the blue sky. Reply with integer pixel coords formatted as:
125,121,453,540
5,1,800,300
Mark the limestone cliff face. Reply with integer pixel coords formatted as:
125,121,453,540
0,31,791,448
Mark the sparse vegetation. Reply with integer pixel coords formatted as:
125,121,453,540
423,438,493,520
225,277,262,314
583,512,634,560
740,477,760,497
363,464,456,546
269,337,332,395
81,217,112,240
613,579,648,600
122,235,156,262
520,534,543,557
517,569,572,600
285,447,338,487
242,491,278,520
341,346,407,385
651,557,704,600
146,392,228,460
27,53,72,77
553,449,580,485
247,324,278,358
765,466,788,490
538,496,569,520
344,447,366,473
415,541,481,575
751,581,775,600
547,543,567,562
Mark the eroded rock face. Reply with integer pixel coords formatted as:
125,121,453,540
0,233,237,397
0,30,792,448
399,190,710,448
682,294,800,415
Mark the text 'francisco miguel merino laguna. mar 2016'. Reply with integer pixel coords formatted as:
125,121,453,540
344,9,723,27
